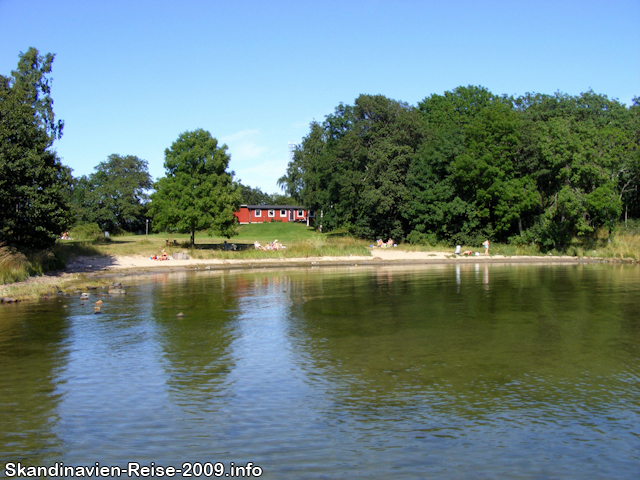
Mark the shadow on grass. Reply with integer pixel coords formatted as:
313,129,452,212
55,241,103,257
325,229,353,238
105,240,136,245
193,243,253,251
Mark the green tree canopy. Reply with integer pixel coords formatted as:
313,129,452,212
282,87,638,250
150,129,241,245
73,154,152,232
280,94,426,240
237,183,272,205
0,48,71,249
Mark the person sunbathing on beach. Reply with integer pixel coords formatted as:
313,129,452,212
386,238,394,247
151,249,170,260
377,239,384,248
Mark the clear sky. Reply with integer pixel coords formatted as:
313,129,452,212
1,0,638,193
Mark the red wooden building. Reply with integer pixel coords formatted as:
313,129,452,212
234,205,315,225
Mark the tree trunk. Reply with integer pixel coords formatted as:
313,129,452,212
190,230,195,246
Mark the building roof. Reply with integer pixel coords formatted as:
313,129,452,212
240,205,308,210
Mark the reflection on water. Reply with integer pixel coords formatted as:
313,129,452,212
0,304,69,464
1,264,639,479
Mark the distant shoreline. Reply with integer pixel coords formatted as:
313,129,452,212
1,251,632,303
74,250,608,277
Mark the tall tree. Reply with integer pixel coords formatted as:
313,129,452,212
406,86,521,245
150,129,241,245
0,48,71,249
280,95,426,239
10,47,64,144
79,154,152,232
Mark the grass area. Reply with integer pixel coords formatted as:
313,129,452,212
400,236,640,261
394,241,544,256
56,223,371,260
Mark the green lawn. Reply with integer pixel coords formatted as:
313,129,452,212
114,222,319,246
56,222,371,259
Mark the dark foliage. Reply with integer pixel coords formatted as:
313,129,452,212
0,48,71,249
279,88,639,249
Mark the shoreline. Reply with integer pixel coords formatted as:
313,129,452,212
67,249,605,276
1,250,633,302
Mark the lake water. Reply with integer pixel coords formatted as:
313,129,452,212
1,263,639,479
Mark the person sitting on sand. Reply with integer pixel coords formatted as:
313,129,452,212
386,238,394,247
377,239,384,248
151,249,169,261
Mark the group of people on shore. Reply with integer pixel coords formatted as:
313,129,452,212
375,238,396,248
151,249,170,261
455,240,490,256
254,239,286,251
372,237,489,255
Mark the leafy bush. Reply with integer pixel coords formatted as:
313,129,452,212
406,231,438,246
69,223,103,241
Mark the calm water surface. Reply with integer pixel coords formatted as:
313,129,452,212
1,263,639,479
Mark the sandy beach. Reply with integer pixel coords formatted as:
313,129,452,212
63,248,594,275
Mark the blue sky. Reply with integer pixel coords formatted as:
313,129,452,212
1,0,638,193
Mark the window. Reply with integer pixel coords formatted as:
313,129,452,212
308,210,316,217
297,210,304,217
268,209,275,217
280,209,286,217
254,209,261,217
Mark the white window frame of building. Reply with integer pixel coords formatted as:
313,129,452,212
268,209,275,218
280,209,286,217
254,209,261,217
309,210,316,217
297,210,304,217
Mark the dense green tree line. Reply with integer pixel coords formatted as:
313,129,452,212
3,47,638,253
279,87,640,249
238,183,297,206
